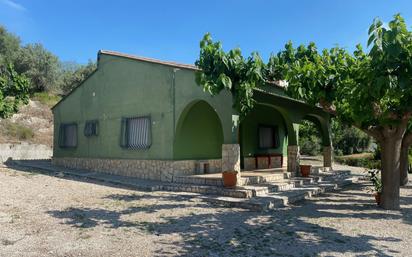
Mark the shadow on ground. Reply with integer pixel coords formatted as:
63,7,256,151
45,183,412,257
6,160,412,256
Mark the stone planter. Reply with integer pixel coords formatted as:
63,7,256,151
222,171,238,188
300,164,311,177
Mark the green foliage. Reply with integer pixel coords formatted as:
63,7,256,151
299,120,322,156
368,169,382,193
0,64,30,118
0,25,96,95
331,119,371,155
335,153,381,169
14,43,60,93
0,26,20,66
58,61,96,95
32,92,61,107
195,33,265,117
299,118,371,156
279,14,412,130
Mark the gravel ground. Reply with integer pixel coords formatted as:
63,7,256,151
0,167,411,257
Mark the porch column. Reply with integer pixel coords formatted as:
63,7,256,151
323,146,333,171
287,145,300,176
221,112,241,180
222,144,241,172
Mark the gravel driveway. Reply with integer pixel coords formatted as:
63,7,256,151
0,167,411,257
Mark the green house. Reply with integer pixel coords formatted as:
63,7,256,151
52,50,333,182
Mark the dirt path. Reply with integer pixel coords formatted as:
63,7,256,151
0,167,411,257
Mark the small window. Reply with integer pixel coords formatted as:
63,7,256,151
258,125,279,149
84,120,99,137
59,123,78,148
120,116,151,149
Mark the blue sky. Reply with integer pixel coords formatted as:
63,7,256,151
1,0,411,64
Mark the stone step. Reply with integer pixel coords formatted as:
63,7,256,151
173,172,292,187
201,176,358,211
167,171,352,199
162,184,254,198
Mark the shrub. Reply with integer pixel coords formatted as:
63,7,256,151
1,121,34,140
335,153,380,169
32,92,61,107
300,135,322,156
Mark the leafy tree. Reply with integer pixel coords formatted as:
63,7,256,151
196,14,412,210
58,60,96,95
331,119,371,155
268,14,412,210
14,43,60,92
0,26,20,66
0,64,30,118
195,33,265,117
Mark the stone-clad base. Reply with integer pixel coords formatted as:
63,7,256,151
52,157,221,182
221,144,240,172
287,145,300,176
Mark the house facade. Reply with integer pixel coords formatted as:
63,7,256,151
52,50,333,182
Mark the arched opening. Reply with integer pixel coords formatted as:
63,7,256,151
174,100,224,160
239,104,288,170
299,114,331,167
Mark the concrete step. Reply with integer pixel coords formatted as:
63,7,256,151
201,176,358,211
173,172,291,187
162,184,254,198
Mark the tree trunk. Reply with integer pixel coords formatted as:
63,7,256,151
380,136,402,210
400,144,409,186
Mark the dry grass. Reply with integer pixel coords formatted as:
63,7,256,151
0,99,53,147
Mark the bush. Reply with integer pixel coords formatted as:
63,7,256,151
299,120,322,156
335,153,380,169
32,92,61,107
332,119,371,155
1,121,34,140
300,135,322,156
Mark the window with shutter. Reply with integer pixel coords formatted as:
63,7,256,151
59,123,78,148
84,120,99,137
120,116,151,149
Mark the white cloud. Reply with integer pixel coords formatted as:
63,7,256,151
1,0,26,11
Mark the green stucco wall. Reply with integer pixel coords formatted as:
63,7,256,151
53,53,232,160
174,101,224,159
53,51,332,162
240,104,288,158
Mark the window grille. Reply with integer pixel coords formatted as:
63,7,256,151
84,120,98,137
120,116,151,149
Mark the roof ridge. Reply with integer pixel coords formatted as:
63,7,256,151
99,50,200,71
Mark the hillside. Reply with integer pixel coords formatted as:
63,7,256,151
0,94,58,147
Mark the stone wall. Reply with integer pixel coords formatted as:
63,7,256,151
0,143,52,163
52,157,221,182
